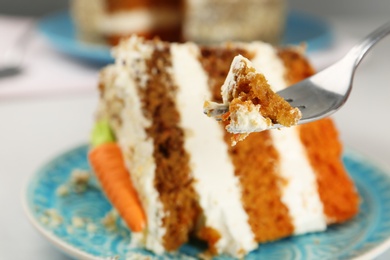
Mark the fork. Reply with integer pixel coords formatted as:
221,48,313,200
273,21,390,129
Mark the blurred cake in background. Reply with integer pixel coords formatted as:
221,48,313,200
71,0,287,46
185,0,287,44
71,0,183,45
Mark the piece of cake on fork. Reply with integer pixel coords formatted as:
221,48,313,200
204,54,302,145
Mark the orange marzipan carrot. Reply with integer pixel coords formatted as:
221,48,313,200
89,142,146,232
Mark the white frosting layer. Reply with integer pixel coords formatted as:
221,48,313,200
249,42,327,234
102,39,166,253
221,55,247,104
170,43,257,257
227,102,270,134
271,128,327,234
99,8,181,35
71,0,180,39
113,36,153,88
247,42,287,92
221,55,239,104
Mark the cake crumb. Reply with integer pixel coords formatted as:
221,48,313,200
72,216,85,228
71,169,91,193
66,226,74,234
86,223,98,233
56,184,69,197
39,215,49,225
198,252,213,260
40,209,63,228
71,169,90,184
105,256,120,260
102,209,118,232
126,253,154,260
55,169,93,197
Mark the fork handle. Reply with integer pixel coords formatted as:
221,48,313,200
347,21,390,68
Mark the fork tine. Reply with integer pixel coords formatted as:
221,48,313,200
277,79,345,123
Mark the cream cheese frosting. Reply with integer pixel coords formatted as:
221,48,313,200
227,102,271,134
249,42,327,234
271,128,327,234
170,43,257,257
99,8,181,35
100,39,167,253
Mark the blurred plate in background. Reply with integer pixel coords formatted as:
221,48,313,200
38,11,332,65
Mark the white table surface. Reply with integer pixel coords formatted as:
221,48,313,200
0,13,389,260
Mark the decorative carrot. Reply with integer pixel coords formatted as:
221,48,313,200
89,120,146,232
90,120,116,147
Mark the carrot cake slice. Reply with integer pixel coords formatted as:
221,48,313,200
90,36,359,258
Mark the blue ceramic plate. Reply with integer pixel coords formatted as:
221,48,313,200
37,11,332,65
23,145,390,259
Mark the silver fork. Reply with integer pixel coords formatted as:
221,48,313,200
274,21,390,129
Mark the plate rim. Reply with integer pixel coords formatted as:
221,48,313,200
22,145,390,260
22,145,100,260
